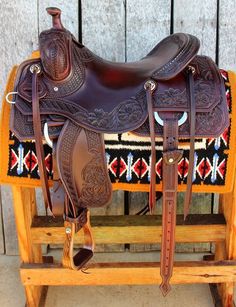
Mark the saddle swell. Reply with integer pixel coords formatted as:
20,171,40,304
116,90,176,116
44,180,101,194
9,7,229,296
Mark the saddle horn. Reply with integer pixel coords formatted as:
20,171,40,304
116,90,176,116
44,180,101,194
46,7,64,29
39,7,72,81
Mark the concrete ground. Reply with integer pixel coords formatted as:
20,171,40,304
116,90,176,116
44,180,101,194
0,251,225,307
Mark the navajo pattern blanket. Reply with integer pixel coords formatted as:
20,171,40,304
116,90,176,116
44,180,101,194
1,62,236,194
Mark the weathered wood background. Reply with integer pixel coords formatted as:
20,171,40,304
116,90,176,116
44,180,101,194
0,0,235,255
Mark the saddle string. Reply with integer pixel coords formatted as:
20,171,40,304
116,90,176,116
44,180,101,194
145,79,158,214
31,64,53,215
184,66,196,219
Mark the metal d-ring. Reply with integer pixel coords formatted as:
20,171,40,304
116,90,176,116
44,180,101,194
154,111,188,127
6,91,18,104
43,122,53,148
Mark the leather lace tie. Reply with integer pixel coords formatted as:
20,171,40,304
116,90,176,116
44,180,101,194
145,79,158,214
184,66,196,219
31,64,52,213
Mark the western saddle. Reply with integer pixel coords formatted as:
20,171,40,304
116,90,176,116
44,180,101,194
7,7,229,295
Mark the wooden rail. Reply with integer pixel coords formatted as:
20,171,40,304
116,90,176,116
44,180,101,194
31,214,226,244
21,260,236,286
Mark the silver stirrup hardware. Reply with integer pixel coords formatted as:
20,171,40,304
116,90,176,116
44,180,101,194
43,123,53,148
6,91,18,104
154,111,188,127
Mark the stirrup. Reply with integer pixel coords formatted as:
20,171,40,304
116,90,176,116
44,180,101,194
62,210,94,270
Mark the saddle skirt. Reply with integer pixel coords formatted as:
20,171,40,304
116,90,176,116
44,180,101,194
8,7,229,297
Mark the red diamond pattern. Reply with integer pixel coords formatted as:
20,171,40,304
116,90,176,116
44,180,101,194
133,158,148,178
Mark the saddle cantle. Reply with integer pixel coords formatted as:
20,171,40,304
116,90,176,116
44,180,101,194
8,7,229,296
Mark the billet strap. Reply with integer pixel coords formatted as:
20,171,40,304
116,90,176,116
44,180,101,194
184,66,196,219
145,80,158,214
160,119,183,296
31,64,52,213
62,210,94,270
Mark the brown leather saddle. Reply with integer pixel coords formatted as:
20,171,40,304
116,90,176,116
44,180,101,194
8,7,229,295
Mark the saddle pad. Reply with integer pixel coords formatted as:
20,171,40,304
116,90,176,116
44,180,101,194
1,62,236,194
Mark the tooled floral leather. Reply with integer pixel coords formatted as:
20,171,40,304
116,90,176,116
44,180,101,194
152,56,222,111
80,129,112,207
133,103,226,138
56,120,112,211
134,55,228,138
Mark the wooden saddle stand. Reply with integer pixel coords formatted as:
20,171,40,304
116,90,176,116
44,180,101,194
4,7,236,307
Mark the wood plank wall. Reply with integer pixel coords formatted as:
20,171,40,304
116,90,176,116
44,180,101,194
0,0,235,255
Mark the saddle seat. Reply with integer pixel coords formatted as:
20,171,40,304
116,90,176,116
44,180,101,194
79,32,200,86
67,31,199,110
